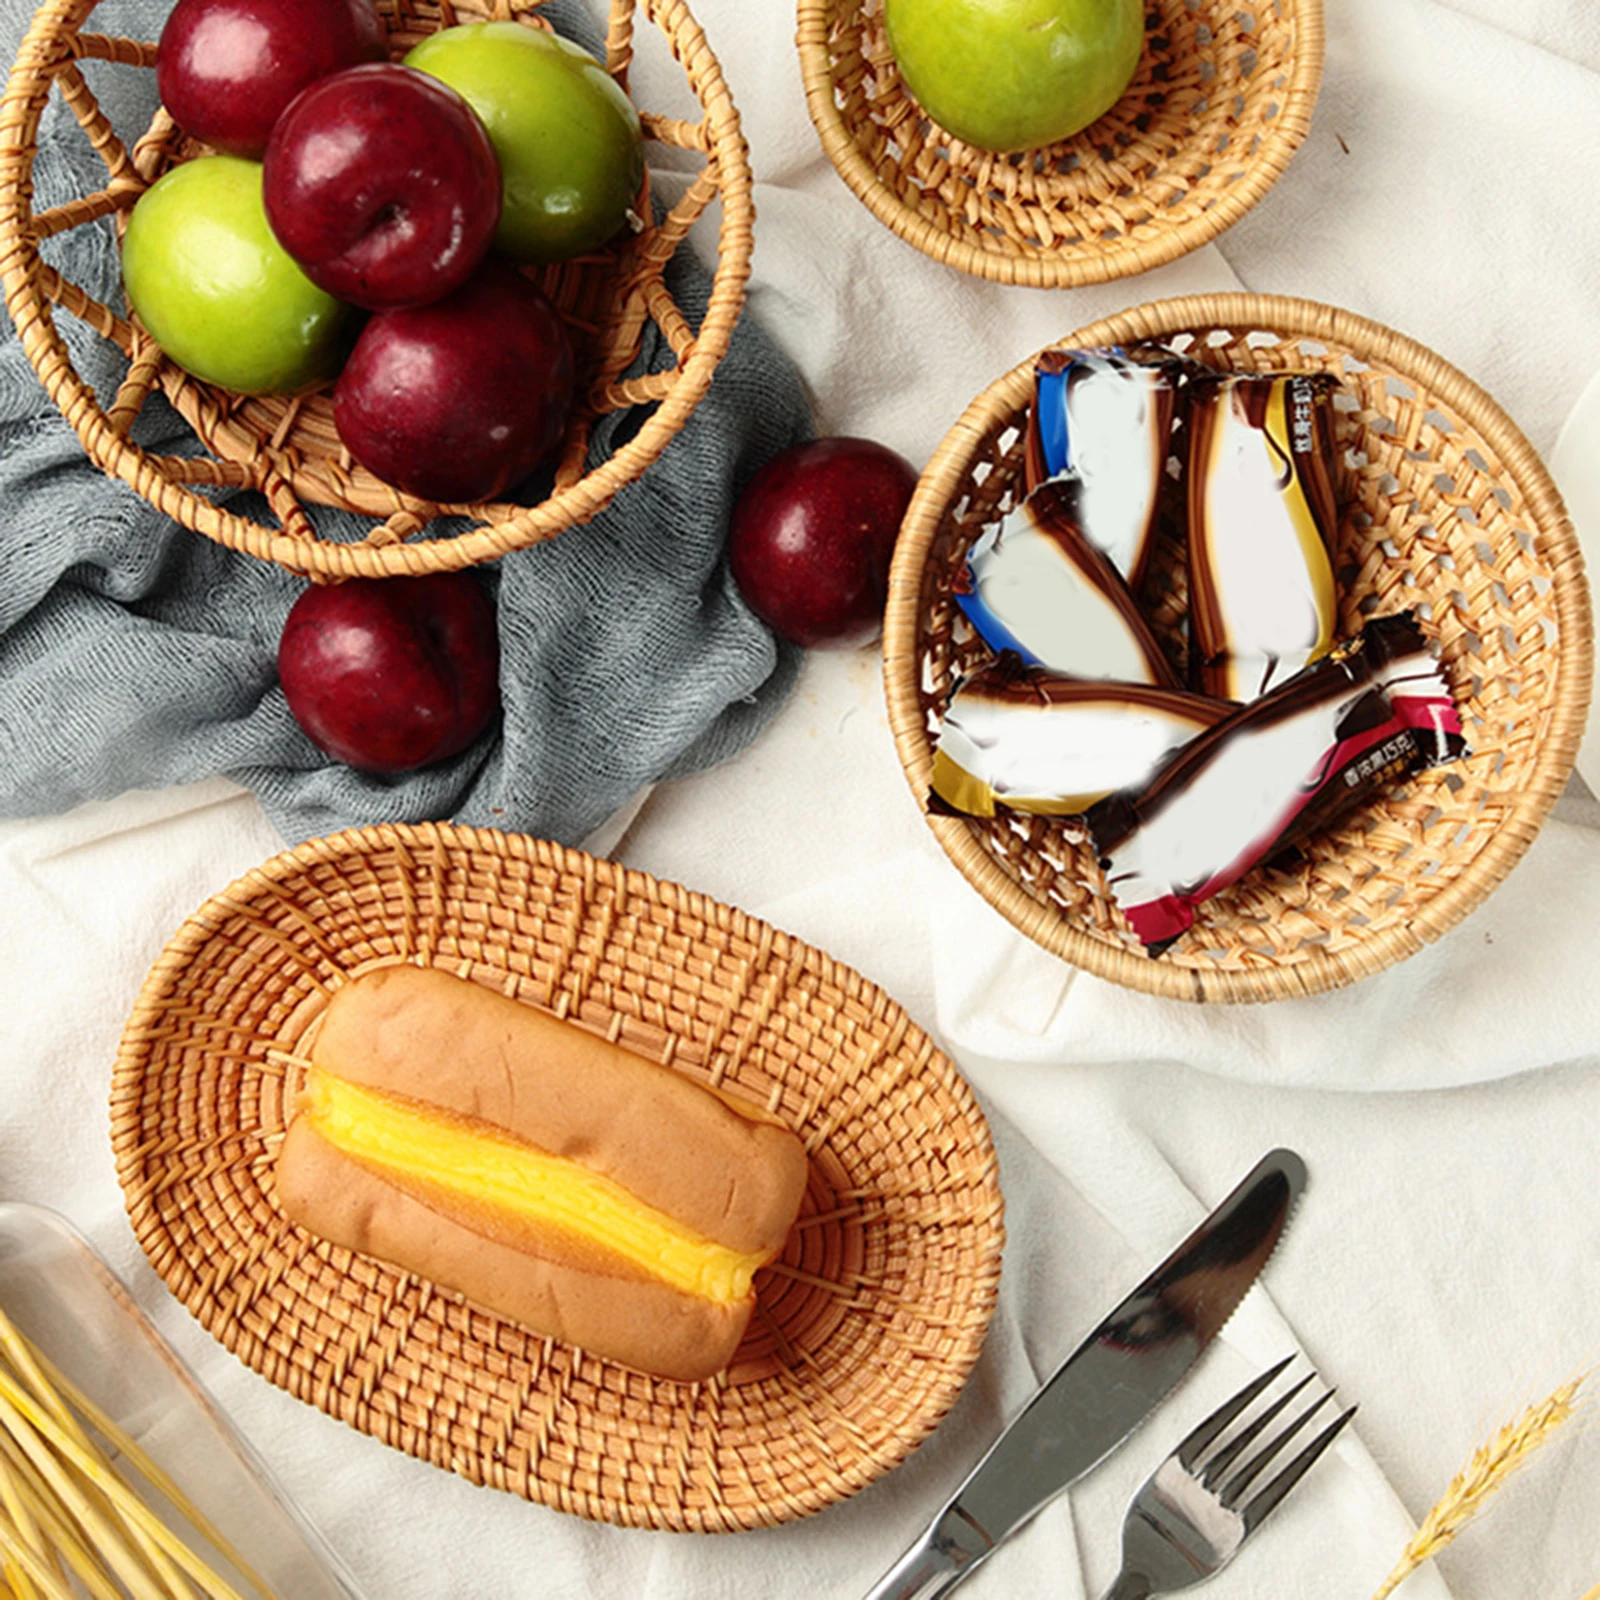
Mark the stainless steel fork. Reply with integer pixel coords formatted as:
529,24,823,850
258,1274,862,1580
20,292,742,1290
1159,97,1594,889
1098,1356,1357,1600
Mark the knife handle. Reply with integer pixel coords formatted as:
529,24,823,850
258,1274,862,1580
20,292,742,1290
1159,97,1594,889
861,1507,991,1600
860,1539,960,1600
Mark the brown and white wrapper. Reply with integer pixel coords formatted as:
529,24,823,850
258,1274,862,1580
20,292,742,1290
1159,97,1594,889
1087,612,1468,954
955,480,1179,687
1023,348,1188,590
929,656,1227,818
1186,371,1341,701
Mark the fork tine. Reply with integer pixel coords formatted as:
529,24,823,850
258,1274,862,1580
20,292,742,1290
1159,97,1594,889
1239,1403,1359,1534
1218,1389,1335,1504
1199,1373,1316,1486
1176,1354,1296,1469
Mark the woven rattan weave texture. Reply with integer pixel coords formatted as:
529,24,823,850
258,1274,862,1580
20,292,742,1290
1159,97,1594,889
797,0,1323,287
0,0,752,579
111,822,1004,1531
883,294,1593,1003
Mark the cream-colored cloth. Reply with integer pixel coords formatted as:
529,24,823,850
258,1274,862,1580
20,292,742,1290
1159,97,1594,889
0,773,1455,1600
3,0,1598,1597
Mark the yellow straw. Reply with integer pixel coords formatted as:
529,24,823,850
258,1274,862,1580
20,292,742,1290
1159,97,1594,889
0,1524,77,1600
0,1302,270,1599
17,1343,266,1597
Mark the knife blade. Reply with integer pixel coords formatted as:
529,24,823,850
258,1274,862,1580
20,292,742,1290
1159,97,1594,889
863,1147,1306,1600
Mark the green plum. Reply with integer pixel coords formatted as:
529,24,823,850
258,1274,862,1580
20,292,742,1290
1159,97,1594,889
121,156,351,394
404,21,645,264
884,0,1144,154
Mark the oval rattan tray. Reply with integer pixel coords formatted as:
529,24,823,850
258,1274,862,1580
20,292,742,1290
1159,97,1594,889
797,0,1323,288
883,293,1593,1003
110,822,1004,1531
0,0,752,580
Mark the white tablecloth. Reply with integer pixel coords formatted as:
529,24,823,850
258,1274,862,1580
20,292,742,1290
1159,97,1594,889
3,2,1598,1597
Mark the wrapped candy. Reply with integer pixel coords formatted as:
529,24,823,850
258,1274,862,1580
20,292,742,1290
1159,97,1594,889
1186,371,1341,701
1086,612,1467,954
1023,348,1188,589
929,656,1226,819
955,480,1179,687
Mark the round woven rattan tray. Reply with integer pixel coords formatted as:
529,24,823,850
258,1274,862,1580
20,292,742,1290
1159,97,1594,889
110,822,1004,1531
0,0,752,580
797,0,1323,288
884,294,1593,1004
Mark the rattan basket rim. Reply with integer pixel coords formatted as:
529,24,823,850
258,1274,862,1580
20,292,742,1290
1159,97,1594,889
795,0,1326,289
0,0,754,579
111,819,1006,1530
883,291,1594,1003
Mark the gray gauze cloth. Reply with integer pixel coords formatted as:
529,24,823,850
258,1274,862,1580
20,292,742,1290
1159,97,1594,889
0,0,807,846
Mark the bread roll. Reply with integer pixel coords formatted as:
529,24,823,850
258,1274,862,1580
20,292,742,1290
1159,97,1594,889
275,964,809,1381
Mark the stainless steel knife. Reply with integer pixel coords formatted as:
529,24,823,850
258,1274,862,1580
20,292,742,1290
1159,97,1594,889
862,1148,1307,1600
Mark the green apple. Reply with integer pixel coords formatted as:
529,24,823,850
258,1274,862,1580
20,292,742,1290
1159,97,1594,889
121,156,351,395
884,0,1144,153
405,21,645,264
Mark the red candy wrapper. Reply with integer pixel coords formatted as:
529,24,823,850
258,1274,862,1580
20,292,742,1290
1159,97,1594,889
1086,612,1468,954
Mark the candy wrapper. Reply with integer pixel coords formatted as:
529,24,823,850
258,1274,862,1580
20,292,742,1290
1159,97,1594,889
1086,612,1468,954
1186,371,1342,701
954,480,1179,686
1023,349,1188,589
929,656,1226,819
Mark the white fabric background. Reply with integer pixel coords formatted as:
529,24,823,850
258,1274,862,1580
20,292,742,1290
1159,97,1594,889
2,2,1598,1598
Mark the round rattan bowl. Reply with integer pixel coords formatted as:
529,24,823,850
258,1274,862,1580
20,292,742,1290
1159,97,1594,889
884,294,1593,1004
0,0,752,580
110,821,1005,1531
797,0,1323,288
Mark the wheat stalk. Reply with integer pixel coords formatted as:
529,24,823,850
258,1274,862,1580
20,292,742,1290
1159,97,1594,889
1371,1374,1587,1599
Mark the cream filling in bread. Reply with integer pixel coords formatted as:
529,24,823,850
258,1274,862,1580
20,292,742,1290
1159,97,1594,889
299,1067,770,1307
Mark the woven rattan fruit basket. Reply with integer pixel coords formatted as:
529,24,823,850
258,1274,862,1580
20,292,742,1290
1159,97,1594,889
0,0,751,580
884,293,1593,1004
110,821,1005,1531
797,0,1323,288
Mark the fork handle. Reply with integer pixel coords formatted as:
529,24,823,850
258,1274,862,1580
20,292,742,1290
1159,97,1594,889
1097,1574,1154,1600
